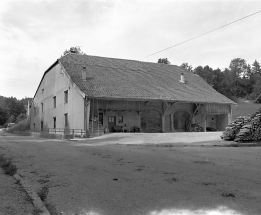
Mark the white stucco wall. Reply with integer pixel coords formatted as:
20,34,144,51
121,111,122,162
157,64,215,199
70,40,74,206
30,64,85,132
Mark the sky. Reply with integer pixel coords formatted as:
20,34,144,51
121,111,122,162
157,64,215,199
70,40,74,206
0,0,260,99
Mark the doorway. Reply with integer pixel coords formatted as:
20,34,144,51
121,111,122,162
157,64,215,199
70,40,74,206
108,116,116,132
174,111,190,132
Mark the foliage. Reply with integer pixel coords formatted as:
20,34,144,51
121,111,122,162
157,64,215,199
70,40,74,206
158,58,170,64
63,47,85,56
0,107,8,125
180,63,193,72
0,155,17,176
15,113,27,123
0,96,31,126
181,58,261,100
6,118,30,133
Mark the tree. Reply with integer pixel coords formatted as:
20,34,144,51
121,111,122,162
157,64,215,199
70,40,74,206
0,106,8,125
180,63,193,72
229,58,248,78
157,58,170,64
5,97,26,121
15,113,27,123
63,47,85,56
252,60,261,74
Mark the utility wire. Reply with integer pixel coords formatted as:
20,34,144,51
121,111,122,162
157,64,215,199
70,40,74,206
138,10,261,60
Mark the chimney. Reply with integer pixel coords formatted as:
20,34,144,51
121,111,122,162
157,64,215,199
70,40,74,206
180,73,185,83
82,66,87,80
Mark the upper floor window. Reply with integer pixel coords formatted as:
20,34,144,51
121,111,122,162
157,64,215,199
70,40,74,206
34,107,36,116
64,90,68,104
42,88,44,94
41,103,43,113
53,96,56,108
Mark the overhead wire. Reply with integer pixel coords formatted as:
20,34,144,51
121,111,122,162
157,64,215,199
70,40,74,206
138,10,261,60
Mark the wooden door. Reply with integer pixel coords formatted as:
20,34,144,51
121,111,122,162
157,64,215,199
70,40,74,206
140,109,161,132
108,116,116,132
174,111,190,132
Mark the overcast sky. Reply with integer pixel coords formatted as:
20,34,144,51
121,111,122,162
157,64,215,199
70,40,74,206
0,0,260,99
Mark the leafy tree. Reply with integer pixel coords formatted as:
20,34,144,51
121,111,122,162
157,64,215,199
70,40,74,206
158,58,170,64
5,97,26,121
252,60,261,74
180,63,193,72
229,58,248,78
0,107,8,125
63,47,85,56
20,97,32,105
15,113,27,123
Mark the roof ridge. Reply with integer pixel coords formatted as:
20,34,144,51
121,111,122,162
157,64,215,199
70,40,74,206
62,53,183,69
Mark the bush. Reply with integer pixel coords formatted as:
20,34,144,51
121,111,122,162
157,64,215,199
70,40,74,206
0,155,17,176
7,118,30,133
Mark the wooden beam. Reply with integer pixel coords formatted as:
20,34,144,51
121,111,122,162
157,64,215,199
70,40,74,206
97,99,99,136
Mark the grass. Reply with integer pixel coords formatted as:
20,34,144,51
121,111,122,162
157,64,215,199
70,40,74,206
0,154,17,176
37,186,49,202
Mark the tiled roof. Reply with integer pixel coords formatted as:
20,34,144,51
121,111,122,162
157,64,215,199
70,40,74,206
59,54,235,104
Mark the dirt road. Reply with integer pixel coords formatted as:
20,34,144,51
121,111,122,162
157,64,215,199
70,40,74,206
0,133,260,215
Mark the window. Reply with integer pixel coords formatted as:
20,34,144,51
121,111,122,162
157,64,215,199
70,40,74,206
64,113,68,126
33,123,35,131
64,90,68,104
41,103,43,113
53,117,56,129
41,121,43,131
53,96,56,108
42,88,44,94
34,107,36,116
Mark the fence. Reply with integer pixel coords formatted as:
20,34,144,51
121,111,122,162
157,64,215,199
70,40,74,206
42,128,88,138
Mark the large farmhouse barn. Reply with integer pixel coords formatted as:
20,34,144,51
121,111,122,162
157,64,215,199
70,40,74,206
30,54,235,137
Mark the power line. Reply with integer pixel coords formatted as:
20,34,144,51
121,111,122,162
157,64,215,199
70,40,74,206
138,10,261,60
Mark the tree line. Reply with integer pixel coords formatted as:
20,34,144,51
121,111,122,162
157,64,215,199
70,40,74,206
158,58,261,101
0,96,32,126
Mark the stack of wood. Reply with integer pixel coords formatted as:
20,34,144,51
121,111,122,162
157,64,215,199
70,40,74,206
221,108,261,142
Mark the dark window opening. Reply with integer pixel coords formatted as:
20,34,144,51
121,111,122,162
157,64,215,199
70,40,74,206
53,117,56,129
53,96,56,108
64,113,68,127
41,103,43,113
64,90,68,104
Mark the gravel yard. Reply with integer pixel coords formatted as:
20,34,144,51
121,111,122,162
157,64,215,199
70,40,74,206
0,132,261,215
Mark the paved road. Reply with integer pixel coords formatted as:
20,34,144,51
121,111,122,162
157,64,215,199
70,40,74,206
0,133,261,215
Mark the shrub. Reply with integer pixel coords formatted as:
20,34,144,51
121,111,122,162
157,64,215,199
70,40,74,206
7,118,30,133
0,155,17,176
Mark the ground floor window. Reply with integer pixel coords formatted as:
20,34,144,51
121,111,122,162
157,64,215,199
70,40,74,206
53,117,56,129
64,113,68,127
41,121,43,131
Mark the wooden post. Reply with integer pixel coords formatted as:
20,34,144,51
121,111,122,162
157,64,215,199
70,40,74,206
162,102,165,133
86,100,90,136
97,99,99,136
170,114,174,132
203,114,207,132
228,105,232,124
92,99,94,136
